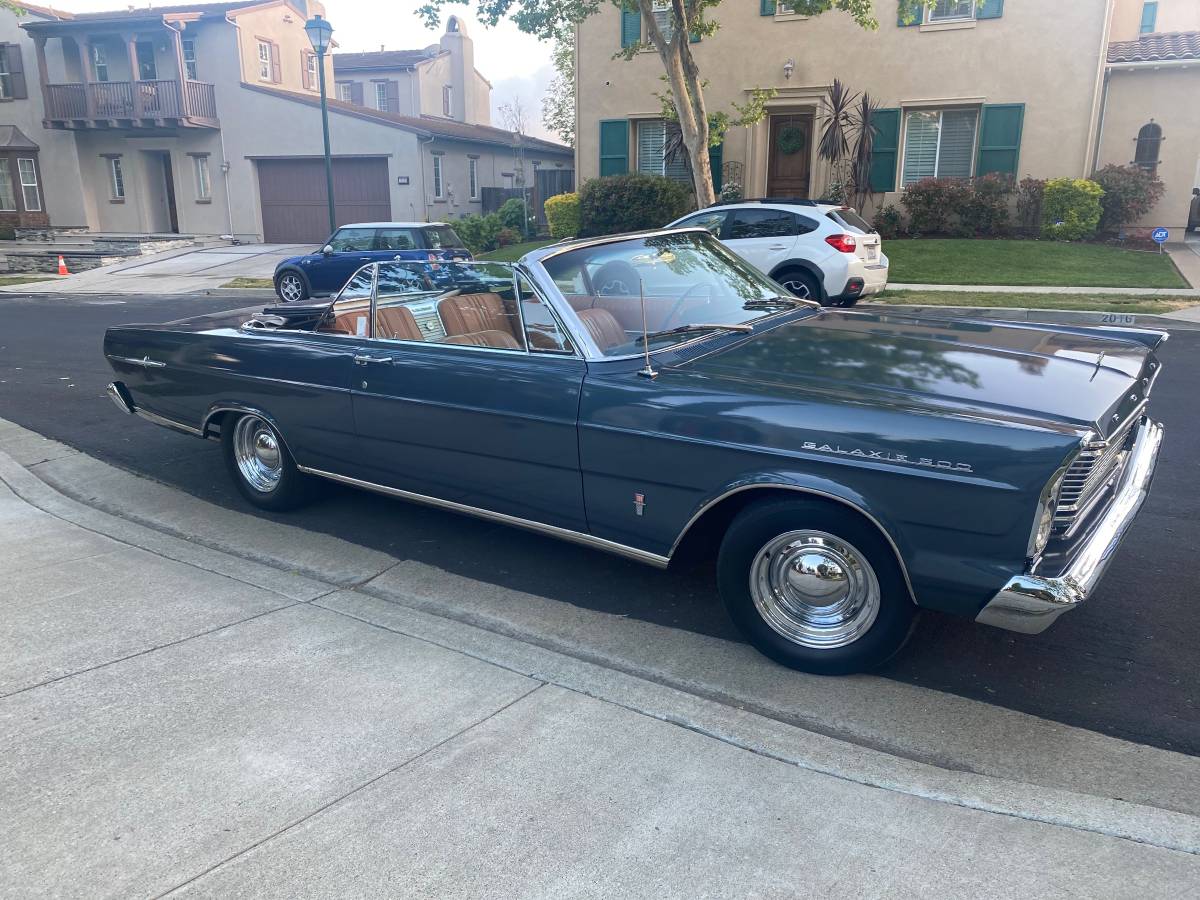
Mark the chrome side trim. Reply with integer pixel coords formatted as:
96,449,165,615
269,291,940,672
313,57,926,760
294,465,671,569
977,418,1163,635
667,482,918,605
107,354,166,369
106,382,133,415
135,407,205,438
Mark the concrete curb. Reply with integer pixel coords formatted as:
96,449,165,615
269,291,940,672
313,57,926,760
3,419,1200,856
886,282,1200,297
863,302,1200,331
204,287,276,299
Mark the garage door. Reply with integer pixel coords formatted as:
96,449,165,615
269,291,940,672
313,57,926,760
257,157,391,243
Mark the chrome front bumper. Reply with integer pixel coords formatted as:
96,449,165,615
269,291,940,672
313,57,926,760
976,417,1164,635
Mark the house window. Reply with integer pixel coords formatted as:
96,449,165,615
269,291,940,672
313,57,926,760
442,84,452,116
1134,121,1162,172
337,82,352,102
901,108,978,185
0,160,14,211
182,39,197,80
90,44,109,82
468,158,478,199
305,52,318,90
1140,2,1158,33
0,45,8,99
651,0,675,41
193,155,211,200
927,0,974,22
256,40,271,80
135,40,156,80
432,155,444,198
16,158,39,211
375,81,388,111
109,157,125,200
636,120,690,183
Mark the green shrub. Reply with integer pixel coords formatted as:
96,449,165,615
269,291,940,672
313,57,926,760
452,213,503,254
872,204,904,239
578,173,694,237
960,173,1013,237
498,197,529,232
1016,177,1045,235
1092,164,1164,233
544,192,580,239
496,227,521,247
1041,178,1104,241
900,178,971,235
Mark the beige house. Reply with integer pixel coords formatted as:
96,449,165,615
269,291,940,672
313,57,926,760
1,2,570,243
575,0,1200,234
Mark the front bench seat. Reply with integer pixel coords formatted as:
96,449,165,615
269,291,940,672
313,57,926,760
375,305,424,342
438,293,518,341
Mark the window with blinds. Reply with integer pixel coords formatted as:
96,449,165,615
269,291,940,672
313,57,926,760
901,108,979,185
651,0,675,42
637,120,690,182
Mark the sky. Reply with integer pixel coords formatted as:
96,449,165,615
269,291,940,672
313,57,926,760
52,0,559,139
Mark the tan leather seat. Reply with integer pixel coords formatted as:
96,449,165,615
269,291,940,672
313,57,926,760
443,330,522,350
438,293,518,340
575,308,626,352
375,305,423,341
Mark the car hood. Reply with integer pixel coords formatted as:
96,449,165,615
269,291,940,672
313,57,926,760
678,310,1160,439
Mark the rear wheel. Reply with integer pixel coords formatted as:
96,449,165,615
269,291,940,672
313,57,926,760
775,269,824,305
717,498,917,675
222,413,312,511
275,271,308,303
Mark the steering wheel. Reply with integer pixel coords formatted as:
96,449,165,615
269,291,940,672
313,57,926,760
659,281,715,330
591,260,640,297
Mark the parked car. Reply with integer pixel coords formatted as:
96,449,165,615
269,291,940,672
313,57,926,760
666,199,887,306
273,222,472,303
105,229,1164,674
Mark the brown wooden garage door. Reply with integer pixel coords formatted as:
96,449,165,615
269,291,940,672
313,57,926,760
257,157,391,243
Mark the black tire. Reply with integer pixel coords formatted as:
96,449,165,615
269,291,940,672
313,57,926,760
775,268,824,305
716,497,917,675
275,270,309,303
221,413,313,511
839,296,860,308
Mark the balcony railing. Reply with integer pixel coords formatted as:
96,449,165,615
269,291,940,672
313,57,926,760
43,79,218,127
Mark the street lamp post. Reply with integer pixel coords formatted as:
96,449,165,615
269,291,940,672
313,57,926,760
305,14,336,235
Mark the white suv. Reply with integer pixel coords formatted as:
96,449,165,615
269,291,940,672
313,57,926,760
666,199,888,306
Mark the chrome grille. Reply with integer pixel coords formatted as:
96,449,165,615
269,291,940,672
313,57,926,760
1053,416,1138,534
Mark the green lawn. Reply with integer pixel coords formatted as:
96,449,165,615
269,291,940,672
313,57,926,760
477,239,556,262
885,239,1187,289
0,275,58,286
873,289,1195,315
221,277,273,289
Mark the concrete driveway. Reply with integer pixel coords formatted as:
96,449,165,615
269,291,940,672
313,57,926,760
0,242,308,296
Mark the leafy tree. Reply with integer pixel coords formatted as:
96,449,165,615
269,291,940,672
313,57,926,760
542,31,575,146
419,0,944,206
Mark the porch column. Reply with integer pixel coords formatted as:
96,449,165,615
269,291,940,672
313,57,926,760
169,25,188,118
75,38,94,117
125,34,140,117
33,36,49,92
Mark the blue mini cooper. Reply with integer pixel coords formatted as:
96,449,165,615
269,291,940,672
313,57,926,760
273,221,472,302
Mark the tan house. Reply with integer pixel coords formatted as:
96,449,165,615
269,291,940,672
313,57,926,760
575,0,1200,234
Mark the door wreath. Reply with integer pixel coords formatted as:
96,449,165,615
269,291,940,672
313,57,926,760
776,125,807,156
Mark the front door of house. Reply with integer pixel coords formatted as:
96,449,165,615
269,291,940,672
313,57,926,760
767,114,812,199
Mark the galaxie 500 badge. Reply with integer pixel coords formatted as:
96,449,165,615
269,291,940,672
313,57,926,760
800,440,973,473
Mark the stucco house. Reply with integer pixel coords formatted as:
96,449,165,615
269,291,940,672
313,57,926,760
575,0,1199,234
0,2,571,243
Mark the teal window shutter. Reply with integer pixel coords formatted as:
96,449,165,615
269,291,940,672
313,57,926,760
1140,2,1157,33
978,0,1005,19
897,0,920,26
761,0,777,16
708,142,723,194
868,108,901,192
599,119,630,176
976,104,1024,176
620,4,641,48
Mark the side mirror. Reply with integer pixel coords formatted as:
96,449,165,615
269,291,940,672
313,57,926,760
321,245,334,255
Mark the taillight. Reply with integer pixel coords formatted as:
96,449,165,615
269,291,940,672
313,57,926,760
824,233,857,253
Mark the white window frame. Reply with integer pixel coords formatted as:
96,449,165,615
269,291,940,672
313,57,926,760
337,82,353,102
0,159,15,211
636,119,690,184
16,158,40,211
375,81,388,111
900,107,980,186
109,157,125,200
432,155,444,199
193,155,211,201
442,84,452,117
926,0,976,23
90,44,109,83
651,0,675,42
305,53,318,90
256,40,271,81
468,157,478,199
182,39,197,80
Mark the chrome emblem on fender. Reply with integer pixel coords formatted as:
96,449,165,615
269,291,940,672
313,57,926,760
800,440,973,474
633,492,646,516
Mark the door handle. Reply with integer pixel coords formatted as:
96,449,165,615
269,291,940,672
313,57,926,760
768,244,788,250
353,354,393,366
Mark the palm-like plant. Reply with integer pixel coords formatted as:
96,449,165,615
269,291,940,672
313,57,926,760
850,92,880,212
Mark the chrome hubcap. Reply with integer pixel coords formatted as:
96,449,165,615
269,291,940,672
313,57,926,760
749,530,880,649
279,275,303,302
233,415,282,493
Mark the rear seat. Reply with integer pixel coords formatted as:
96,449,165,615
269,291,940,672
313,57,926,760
438,293,521,342
443,330,522,350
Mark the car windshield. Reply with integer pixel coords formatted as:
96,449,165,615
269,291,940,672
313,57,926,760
541,230,813,357
424,225,466,250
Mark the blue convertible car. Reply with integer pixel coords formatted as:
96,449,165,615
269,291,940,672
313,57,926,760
105,229,1164,674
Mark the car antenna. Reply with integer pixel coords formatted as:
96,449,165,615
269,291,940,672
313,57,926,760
637,277,658,379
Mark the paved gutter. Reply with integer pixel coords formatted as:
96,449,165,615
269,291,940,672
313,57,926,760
863,302,1200,331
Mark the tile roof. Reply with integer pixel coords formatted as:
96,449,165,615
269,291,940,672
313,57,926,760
0,125,40,150
332,49,438,70
1108,31,1200,63
19,1,289,23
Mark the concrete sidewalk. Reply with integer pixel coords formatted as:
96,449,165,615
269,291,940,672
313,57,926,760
2,428,1200,896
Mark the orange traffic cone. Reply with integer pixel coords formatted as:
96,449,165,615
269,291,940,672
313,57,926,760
57,255,69,276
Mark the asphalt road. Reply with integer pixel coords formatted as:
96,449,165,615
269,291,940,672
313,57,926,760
1,291,1197,755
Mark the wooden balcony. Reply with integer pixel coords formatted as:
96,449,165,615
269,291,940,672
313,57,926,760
43,79,218,129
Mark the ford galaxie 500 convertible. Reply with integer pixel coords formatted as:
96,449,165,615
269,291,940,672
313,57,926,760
104,230,1165,674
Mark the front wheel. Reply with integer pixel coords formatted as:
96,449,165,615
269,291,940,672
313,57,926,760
222,413,312,511
775,269,824,305
275,271,308,303
717,498,916,675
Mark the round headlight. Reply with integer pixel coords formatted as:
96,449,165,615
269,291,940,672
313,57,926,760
1028,469,1065,559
